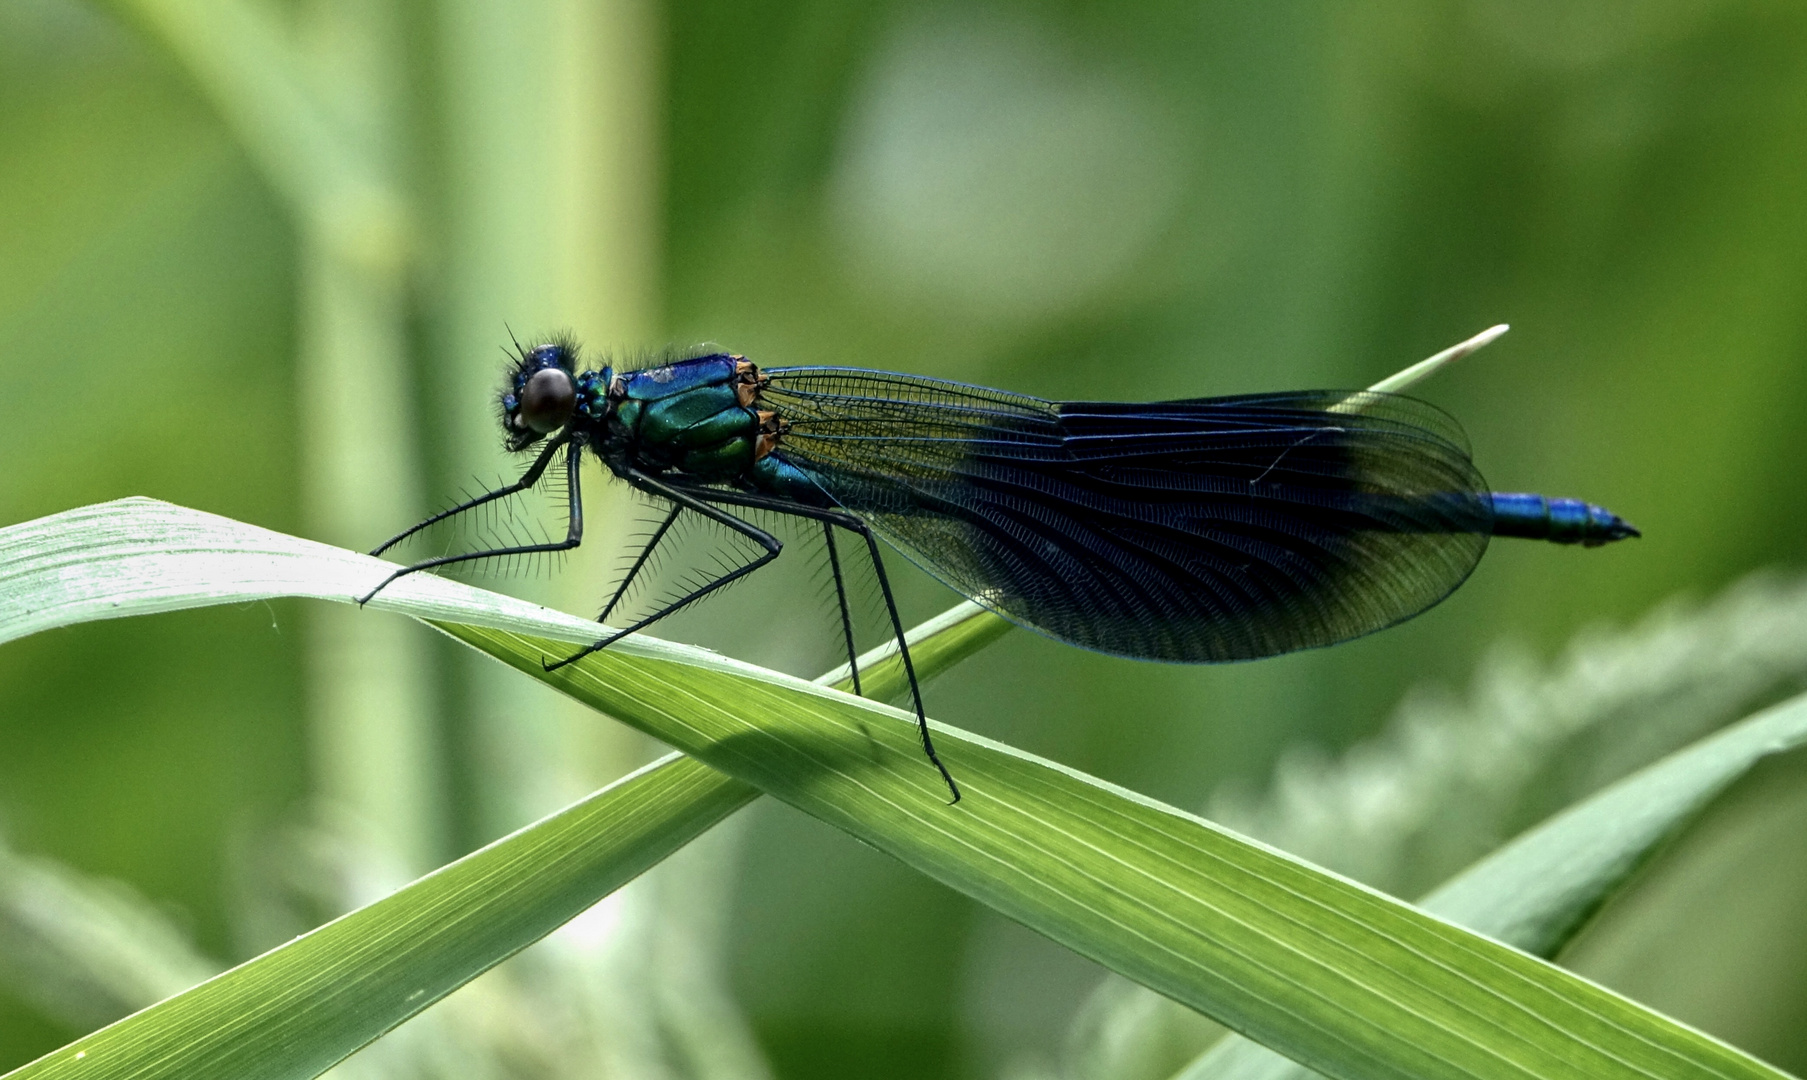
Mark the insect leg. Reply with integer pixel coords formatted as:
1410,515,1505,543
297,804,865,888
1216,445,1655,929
822,522,863,697
359,438,584,604
600,503,684,623
543,469,782,672
370,432,570,558
672,486,958,803
839,514,958,803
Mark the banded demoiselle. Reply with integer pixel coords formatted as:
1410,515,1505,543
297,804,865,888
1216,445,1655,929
363,337,1637,801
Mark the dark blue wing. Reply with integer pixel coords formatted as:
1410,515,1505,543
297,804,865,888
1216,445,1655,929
762,368,1493,663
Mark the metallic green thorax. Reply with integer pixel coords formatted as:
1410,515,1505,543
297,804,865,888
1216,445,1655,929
499,349,824,504
605,352,780,476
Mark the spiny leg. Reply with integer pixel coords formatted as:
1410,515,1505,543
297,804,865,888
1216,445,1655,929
542,469,781,672
823,521,863,697
359,438,584,604
370,433,569,558
600,503,683,623
670,485,958,803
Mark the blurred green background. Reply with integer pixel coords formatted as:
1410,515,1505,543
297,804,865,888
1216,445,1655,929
4,1,1807,1077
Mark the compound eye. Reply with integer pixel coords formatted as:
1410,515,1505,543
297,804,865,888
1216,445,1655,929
520,367,576,433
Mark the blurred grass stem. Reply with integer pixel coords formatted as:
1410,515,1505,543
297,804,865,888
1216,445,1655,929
435,0,663,843
113,0,441,876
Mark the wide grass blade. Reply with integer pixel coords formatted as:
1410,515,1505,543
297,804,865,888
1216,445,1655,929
0,499,1787,1080
450,622,1782,1080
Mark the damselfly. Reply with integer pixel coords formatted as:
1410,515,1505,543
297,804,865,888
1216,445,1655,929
362,338,1637,801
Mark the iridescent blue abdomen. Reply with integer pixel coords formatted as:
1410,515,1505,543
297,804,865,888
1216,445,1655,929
1489,492,1639,546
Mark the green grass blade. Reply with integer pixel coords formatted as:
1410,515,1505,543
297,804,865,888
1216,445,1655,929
0,498,1787,1080
1329,324,1509,414
1177,690,1807,1080
817,598,1014,702
0,499,1003,1080
449,622,1785,1080
5,756,752,1080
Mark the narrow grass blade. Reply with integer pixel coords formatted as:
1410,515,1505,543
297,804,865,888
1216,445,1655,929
1177,690,1807,1080
816,599,1013,701
1368,324,1509,395
0,844,221,1029
1330,323,1510,415
4,755,751,1080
